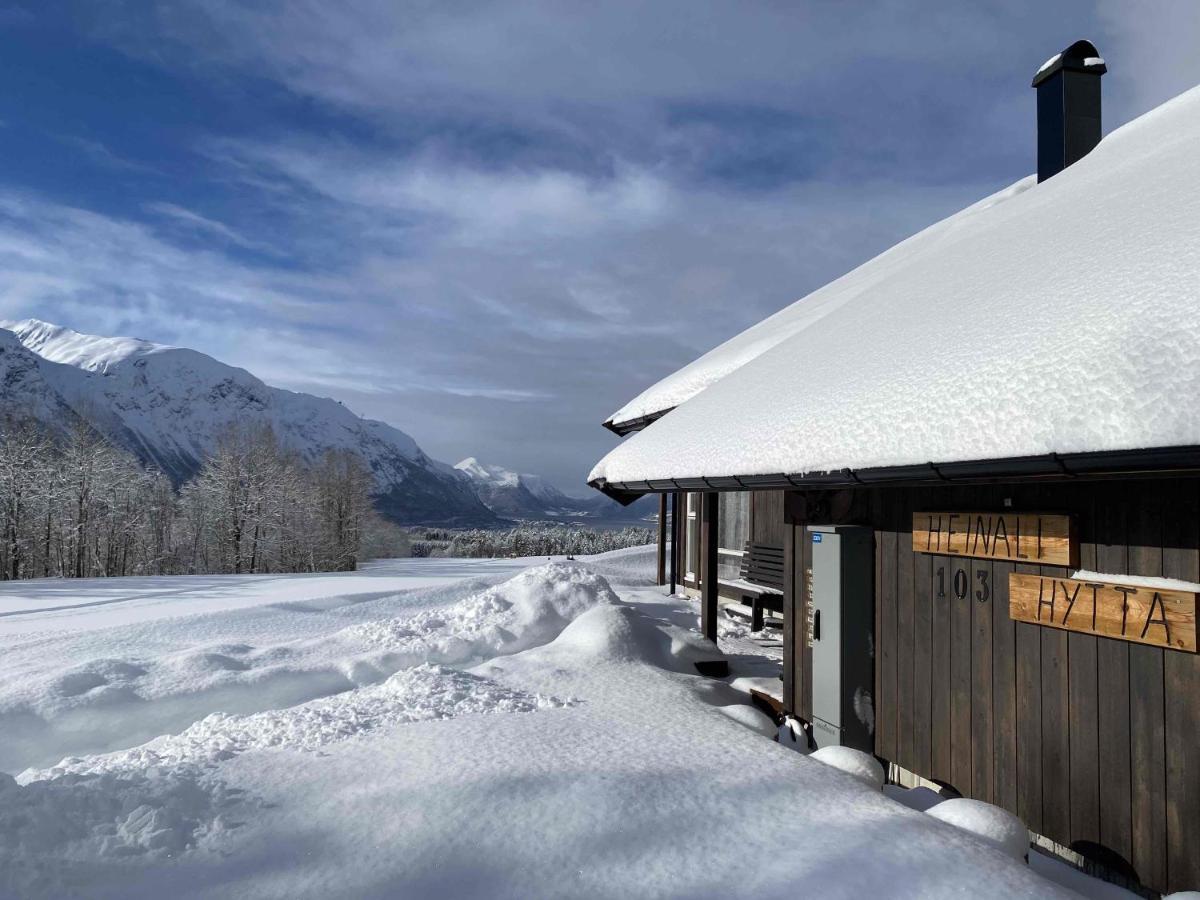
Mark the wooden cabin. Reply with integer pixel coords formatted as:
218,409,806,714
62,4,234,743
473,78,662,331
590,43,1200,895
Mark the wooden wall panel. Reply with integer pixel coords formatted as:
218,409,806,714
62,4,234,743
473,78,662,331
931,546,954,787
783,509,796,714
1095,493,1132,868
1040,624,1071,844
876,491,899,764
752,490,787,546
1067,488,1100,848
896,495,916,774
1163,482,1200,892
913,488,934,781
1128,496,1167,891
948,553,973,795
970,554,994,803
991,549,1018,815
782,477,1199,895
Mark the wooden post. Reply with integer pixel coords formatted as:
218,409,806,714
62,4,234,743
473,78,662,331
656,494,667,585
669,492,680,595
701,491,719,644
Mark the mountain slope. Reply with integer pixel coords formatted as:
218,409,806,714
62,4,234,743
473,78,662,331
0,319,496,527
454,457,656,522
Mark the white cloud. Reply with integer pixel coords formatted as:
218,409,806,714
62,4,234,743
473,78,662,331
22,0,1200,490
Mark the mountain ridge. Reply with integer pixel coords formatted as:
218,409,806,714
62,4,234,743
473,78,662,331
454,456,656,523
0,319,496,527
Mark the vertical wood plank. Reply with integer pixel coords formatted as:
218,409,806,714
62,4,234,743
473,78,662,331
949,552,973,795
1160,481,1198,894
1040,621,1071,844
991,546,1018,815
1095,490,1133,868
1015,549,1044,835
701,492,719,644
913,488,934,780
878,501,888,763
931,539,954,786
971,553,994,803
897,493,916,773
877,490,899,764
783,510,796,713
1128,492,1167,891
1067,486,1101,848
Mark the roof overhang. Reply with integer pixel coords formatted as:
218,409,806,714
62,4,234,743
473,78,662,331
602,406,675,437
588,445,1200,500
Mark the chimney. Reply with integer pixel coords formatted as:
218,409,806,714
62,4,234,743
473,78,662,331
1031,40,1106,182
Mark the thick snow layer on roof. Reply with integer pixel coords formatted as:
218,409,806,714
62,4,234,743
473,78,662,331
592,84,1200,485
604,177,1037,429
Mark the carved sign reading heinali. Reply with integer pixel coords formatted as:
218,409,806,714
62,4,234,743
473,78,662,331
913,512,1076,567
1009,573,1197,652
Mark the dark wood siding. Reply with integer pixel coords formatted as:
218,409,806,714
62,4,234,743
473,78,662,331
784,477,1200,896
751,490,786,546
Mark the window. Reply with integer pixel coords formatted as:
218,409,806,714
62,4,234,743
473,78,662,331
685,492,699,581
682,491,750,585
718,492,750,581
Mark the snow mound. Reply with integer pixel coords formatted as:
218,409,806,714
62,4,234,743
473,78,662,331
582,544,659,586
716,703,777,738
24,665,567,782
346,562,619,666
810,746,884,788
927,798,1029,862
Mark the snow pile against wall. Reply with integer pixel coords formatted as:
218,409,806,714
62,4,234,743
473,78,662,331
577,544,660,586
346,562,620,665
593,84,1200,485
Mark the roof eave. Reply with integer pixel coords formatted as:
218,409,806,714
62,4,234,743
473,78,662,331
588,445,1200,499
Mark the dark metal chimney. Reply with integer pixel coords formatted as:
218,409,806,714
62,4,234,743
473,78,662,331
1032,40,1106,182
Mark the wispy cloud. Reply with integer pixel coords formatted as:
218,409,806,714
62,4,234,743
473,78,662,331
4,0,1198,489
56,134,158,173
143,201,276,253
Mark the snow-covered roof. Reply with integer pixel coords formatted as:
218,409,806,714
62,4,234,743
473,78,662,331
604,171,1038,433
591,84,1200,488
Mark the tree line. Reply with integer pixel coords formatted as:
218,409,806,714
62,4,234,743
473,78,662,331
410,524,654,559
0,421,376,580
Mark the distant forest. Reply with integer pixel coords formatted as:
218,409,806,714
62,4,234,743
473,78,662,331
0,421,376,580
0,421,653,581
409,524,654,559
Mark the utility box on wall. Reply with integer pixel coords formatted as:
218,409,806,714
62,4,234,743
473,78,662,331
806,525,874,752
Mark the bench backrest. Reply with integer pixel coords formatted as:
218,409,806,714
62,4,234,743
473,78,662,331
738,542,785,590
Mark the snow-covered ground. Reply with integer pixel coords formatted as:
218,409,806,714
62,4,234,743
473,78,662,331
0,548,1129,898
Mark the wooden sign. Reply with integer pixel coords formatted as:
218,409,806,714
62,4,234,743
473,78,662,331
913,512,1076,567
1009,573,1196,652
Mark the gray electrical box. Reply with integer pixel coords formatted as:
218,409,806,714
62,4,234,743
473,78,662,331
806,525,874,753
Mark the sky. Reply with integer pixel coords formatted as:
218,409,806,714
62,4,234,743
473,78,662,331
1,2,1199,495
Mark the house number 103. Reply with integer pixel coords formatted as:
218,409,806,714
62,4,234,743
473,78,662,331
936,566,990,603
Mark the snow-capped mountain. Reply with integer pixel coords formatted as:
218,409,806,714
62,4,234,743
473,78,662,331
454,457,656,522
0,319,496,526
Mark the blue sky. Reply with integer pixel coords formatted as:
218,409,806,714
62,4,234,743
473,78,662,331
1,2,1198,493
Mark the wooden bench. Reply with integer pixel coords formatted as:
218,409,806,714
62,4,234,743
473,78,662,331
720,541,785,632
